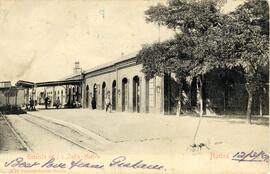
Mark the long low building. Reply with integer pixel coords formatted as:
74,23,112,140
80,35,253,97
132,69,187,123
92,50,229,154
81,52,164,114
15,52,269,116
75,52,269,116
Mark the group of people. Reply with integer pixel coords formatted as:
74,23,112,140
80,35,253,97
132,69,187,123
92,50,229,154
28,97,36,111
91,92,112,113
42,92,112,111
44,96,61,109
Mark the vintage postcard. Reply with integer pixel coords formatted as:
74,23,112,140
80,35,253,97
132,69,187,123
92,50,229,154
0,0,268,173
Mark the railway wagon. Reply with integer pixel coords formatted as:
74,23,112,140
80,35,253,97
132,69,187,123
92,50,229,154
0,81,26,114
0,87,25,107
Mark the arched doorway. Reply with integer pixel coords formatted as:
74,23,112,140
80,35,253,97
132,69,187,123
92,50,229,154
76,86,80,102
72,87,75,104
53,90,56,106
86,85,89,108
102,82,106,110
112,80,117,111
122,78,128,112
133,76,140,112
92,84,97,109
68,87,72,107
61,90,64,105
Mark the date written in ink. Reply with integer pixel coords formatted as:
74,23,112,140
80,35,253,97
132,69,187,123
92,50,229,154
232,150,269,162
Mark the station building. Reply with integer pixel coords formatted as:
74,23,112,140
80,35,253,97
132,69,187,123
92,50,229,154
14,52,269,116
78,52,269,116
81,52,164,114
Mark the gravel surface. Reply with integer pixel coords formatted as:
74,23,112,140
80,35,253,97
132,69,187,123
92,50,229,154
0,116,26,153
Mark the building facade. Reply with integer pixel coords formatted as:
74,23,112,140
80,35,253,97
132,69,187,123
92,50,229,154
35,77,83,108
15,52,268,116
80,52,269,116
81,52,164,114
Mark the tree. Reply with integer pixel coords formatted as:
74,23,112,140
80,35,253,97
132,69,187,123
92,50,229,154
138,0,269,124
227,0,269,123
138,0,226,117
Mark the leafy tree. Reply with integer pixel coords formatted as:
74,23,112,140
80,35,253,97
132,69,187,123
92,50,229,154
137,0,269,124
138,0,225,117
225,0,269,123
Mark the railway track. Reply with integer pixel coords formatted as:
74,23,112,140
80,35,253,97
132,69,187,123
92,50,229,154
1,112,111,154
0,112,32,152
18,113,108,154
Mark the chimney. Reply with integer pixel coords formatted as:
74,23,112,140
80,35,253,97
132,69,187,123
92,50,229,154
73,61,82,74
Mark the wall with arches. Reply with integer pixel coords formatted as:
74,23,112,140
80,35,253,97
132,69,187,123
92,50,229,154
83,63,164,114
84,70,117,110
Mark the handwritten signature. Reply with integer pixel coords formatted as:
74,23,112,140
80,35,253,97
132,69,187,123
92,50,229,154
232,150,269,163
4,156,165,171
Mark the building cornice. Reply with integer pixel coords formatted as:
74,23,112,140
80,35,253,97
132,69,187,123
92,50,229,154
85,57,138,79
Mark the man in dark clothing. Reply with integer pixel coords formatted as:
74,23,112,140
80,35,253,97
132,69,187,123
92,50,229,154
91,99,96,109
55,97,61,109
29,98,34,111
44,97,49,109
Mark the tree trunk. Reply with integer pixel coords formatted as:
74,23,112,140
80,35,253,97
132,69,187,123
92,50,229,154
259,94,263,117
258,86,264,117
246,90,253,124
168,73,171,114
198,75,204,117
177,83,183,116
199,91,203,117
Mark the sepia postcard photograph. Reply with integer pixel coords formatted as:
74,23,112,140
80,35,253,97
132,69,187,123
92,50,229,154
0,0,269,173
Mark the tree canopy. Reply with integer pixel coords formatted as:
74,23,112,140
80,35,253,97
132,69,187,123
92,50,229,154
138,0,268,78
137,0,269,122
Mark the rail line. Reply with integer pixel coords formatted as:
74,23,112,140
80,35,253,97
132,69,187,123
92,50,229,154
20,114,98,155
0,112,32,152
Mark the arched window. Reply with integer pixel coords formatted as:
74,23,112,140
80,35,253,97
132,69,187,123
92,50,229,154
122,78,128,112
102,82,106,110
112,80,117,110
86,85,89,107
133,76,140,112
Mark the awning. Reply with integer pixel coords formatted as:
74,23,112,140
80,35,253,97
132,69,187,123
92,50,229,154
15,80,35,88
16,79,82,88
35,79,82,87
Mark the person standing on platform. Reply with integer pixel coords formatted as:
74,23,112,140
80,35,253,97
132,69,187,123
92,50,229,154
44,96,49,109
105,94,111,113
29,97,34,111
55,97,61,109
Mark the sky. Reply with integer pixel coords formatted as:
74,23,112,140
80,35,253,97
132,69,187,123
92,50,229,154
0,0,244,84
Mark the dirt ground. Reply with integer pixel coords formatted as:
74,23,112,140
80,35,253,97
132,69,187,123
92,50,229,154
24,109,269,155
0,117,26,153
1,110,269,174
